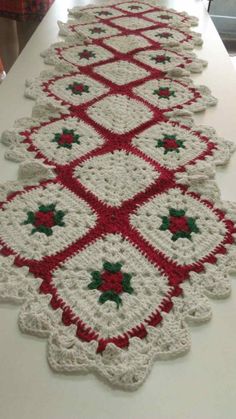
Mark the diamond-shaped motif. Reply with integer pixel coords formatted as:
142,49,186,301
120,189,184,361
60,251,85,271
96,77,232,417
87,94,153,134
74,150,159,206
143,27,186,45
143,27,199,49
94,60,149,85
0,183,97,260
131,188,227,266
133,78,195,110
134,48,190,72
52,233,170,338
49,74,109,106
112,16,155,30
103,34,151,53
143,10,191,26
75,22,120,38
30,117,105,165
132,122,208,169
59,45,113,68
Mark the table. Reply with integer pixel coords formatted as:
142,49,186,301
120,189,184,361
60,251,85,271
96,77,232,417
0,1,236,418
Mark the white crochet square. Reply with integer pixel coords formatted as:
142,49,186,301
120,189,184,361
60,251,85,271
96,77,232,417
52,233,170,338
112,16,155,30
60,45,113,67
103,34,151,53
134,49,187,72
143,10,187,26
31,117,105,165
94,60,149,85
89,6,123,19
49,74,109,106
76,22,120,39
131,188,227,266
73,150,159,207
87,94,153,134
133,78,195,110
143,27,186,45
132,122,207,169
0,183,97,260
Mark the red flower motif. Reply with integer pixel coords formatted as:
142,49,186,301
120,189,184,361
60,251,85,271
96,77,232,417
164,138,179,149
66,82,90,96
129,5,141,10
34,211,55,228
88,262,133,308
155,55,167,63
90,27,105,34
99,271,123,294
97,11,112,16
159,32,172,38
58,133,74,145
159,88,171,97
169,216,190,234
23,204,65,236
80,51,91,59
79,49,95,60
74,83,85,93
160,14,172,20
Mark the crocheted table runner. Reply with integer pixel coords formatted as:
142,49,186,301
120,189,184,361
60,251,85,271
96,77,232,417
0,0,236,390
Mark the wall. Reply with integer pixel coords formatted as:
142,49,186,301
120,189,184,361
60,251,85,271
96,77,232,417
210,0,236,35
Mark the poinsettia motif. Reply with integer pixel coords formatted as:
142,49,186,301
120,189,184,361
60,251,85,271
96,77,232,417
150,54,171,64
153,86,176,99
159,208,200,241
52,128,80,149
95,10,112,16
143,26,202,50
159,14,173,20
158,32,173,39
66,82,90,95
78,49,96,60
156,134,185,154
23,204,65,236
88,261,133,308
90,27,106,34
128,5,142,10
134,78,217,112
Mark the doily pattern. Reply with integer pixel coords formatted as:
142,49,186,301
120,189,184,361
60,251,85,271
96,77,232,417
0,0,236,390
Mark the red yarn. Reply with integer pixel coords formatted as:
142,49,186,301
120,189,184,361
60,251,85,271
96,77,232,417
99,271,123,294
58,133,74,145
164,138,179,149
34,211,55,228
169,216,190,234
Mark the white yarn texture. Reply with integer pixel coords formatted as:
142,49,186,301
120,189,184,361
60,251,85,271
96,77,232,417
0,0,236,390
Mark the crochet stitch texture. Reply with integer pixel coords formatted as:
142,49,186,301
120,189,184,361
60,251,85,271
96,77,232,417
0,0,236,390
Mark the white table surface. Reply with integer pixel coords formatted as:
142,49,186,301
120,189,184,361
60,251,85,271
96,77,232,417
0,1,236,418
